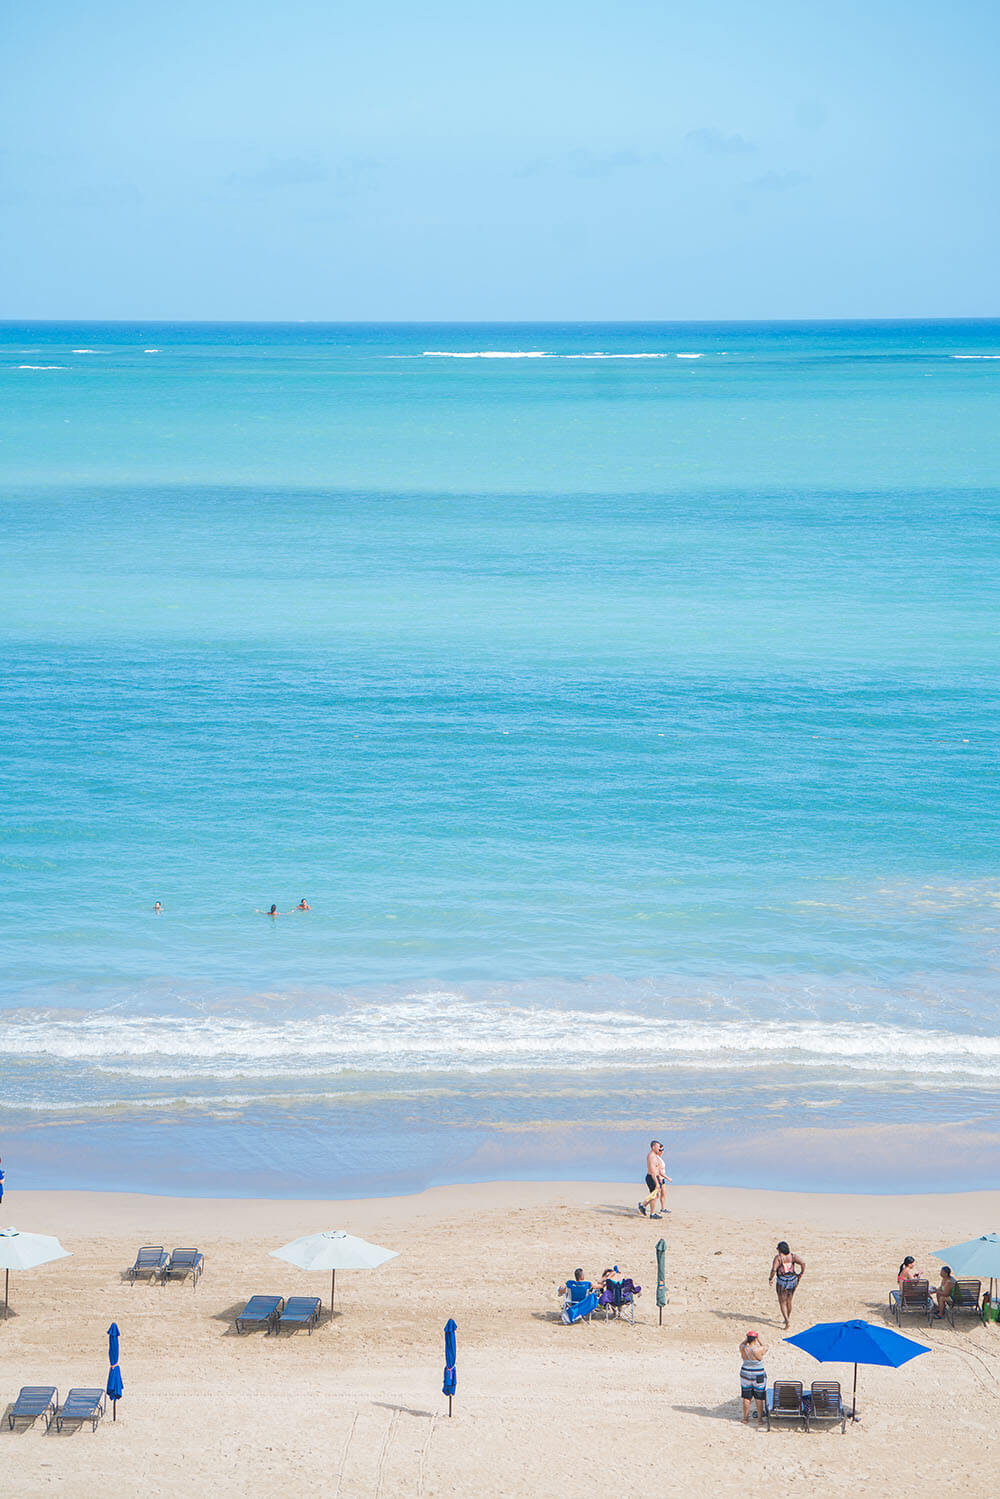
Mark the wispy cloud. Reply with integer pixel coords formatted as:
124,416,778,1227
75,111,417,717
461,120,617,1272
685,127,755,156
750,169,809,192
222,157,380,193
516,149,661,180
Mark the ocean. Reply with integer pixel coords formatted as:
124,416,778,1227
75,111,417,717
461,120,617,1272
1,320,998,1197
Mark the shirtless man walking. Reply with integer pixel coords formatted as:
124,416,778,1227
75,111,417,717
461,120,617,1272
638,1140,672,1219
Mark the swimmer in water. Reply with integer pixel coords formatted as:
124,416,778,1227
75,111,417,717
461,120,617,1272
296,899,310,911
154,901,162,914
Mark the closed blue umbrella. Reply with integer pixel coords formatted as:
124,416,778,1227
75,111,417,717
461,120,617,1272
785,1318,928,1421
655,1239,667,1326
106,1322,123,1421
443,1319,457,1416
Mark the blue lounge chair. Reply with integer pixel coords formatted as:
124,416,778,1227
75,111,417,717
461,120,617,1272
55,1389,106,1432
765,1381,808,1431
8,1386,58,1431
235,1295,284,1334
161,1248,204,1287
278,1296,322,1335
809,1381,847,1433
561,1279,599,1324
128,1246,168,1284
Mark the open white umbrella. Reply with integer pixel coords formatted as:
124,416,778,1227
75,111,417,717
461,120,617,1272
0,1227,72,1319
270,1230,398,1315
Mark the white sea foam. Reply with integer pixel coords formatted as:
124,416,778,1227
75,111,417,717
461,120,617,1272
951,354,1000,359
675,353,703,359
562,353,668,359
422,350,548,358
16,364,66,370
72,348,95,353
6,1003,1000,1087
143,348,160,353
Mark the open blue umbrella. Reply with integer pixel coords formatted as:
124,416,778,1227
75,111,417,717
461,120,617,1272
106,1322,123,1421
934,1234,1000,1317
443,1319,457,1417
785,1318,928,1421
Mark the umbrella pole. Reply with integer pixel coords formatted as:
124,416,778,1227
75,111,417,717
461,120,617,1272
330,1268,336,1316
658,1307,663,1326
852,1363,858,1421
113,1400,117,1422
448,1395,453,1418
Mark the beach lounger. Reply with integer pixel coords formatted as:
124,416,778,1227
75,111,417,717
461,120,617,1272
160,1247,204,1287
809,1381,847,1433
889,1279,932,1326
277,1296,322,1335
128,1246,168,1284
943,1279,984,1327
235,1295,284,1334
765,1381,808,1431
55,1389,106,1433
561,1280,599,1324
600,1278,641,1324
7,1386,58,1431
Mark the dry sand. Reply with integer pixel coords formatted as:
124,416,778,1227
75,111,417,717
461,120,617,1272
2,1181,998,1497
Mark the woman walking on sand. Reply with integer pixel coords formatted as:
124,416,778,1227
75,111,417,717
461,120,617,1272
769,1241,806,1330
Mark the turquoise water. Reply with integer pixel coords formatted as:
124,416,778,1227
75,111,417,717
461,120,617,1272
2,321,998,1196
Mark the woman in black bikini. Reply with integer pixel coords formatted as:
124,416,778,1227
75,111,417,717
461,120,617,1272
769,1240,806,1329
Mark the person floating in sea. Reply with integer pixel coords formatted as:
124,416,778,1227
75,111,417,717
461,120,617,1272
637,1139,672,1220
296,898,310,911
769,1240,806,1329
256,904,281,917
154,901,162,914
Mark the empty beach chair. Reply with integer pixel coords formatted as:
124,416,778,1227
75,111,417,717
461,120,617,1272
278,1296,322,1335
947,1280,984,1327
889,1278,932,1326
809,1381,847,1433
765,1380,808,1431
55,1389,106,1433
8,1386,58,1431
161,1247,204,1287
235,1295,284,1334
127,1246,168,1284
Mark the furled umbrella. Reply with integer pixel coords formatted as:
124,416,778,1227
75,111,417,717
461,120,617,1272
269,1230,398,1317
0,1227,71,1320
443,1318,457,1417
933,1234,1000,1319
784,1318,929,1421
655,1239,667,1327
106,1322,124,1421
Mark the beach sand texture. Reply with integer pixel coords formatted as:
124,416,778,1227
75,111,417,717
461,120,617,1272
2,1182,998,1497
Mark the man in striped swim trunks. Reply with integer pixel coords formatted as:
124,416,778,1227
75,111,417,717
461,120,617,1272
739,1331,768,1423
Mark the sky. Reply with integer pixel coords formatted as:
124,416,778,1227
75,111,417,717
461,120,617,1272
2,0,998,319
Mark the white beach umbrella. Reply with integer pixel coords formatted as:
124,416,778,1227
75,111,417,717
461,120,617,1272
270,1230,398,1314
0,1227,72,1318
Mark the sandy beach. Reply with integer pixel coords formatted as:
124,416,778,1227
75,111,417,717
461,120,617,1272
2,1181,998,1497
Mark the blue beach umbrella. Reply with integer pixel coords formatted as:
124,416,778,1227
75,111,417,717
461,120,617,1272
443,1319,457,1416
655,1239,667,1326
784,1318,928,1421
106,1322,123,1421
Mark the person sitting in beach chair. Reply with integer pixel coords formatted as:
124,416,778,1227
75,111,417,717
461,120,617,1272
558,1269,599,1324
948,1279,984,1326
889,1276,932,1325
931,1266,957,1320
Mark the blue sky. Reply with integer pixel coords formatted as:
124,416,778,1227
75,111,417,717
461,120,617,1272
3,0,997,318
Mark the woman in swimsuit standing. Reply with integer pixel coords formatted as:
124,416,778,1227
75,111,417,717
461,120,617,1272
769,1240,806,1329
